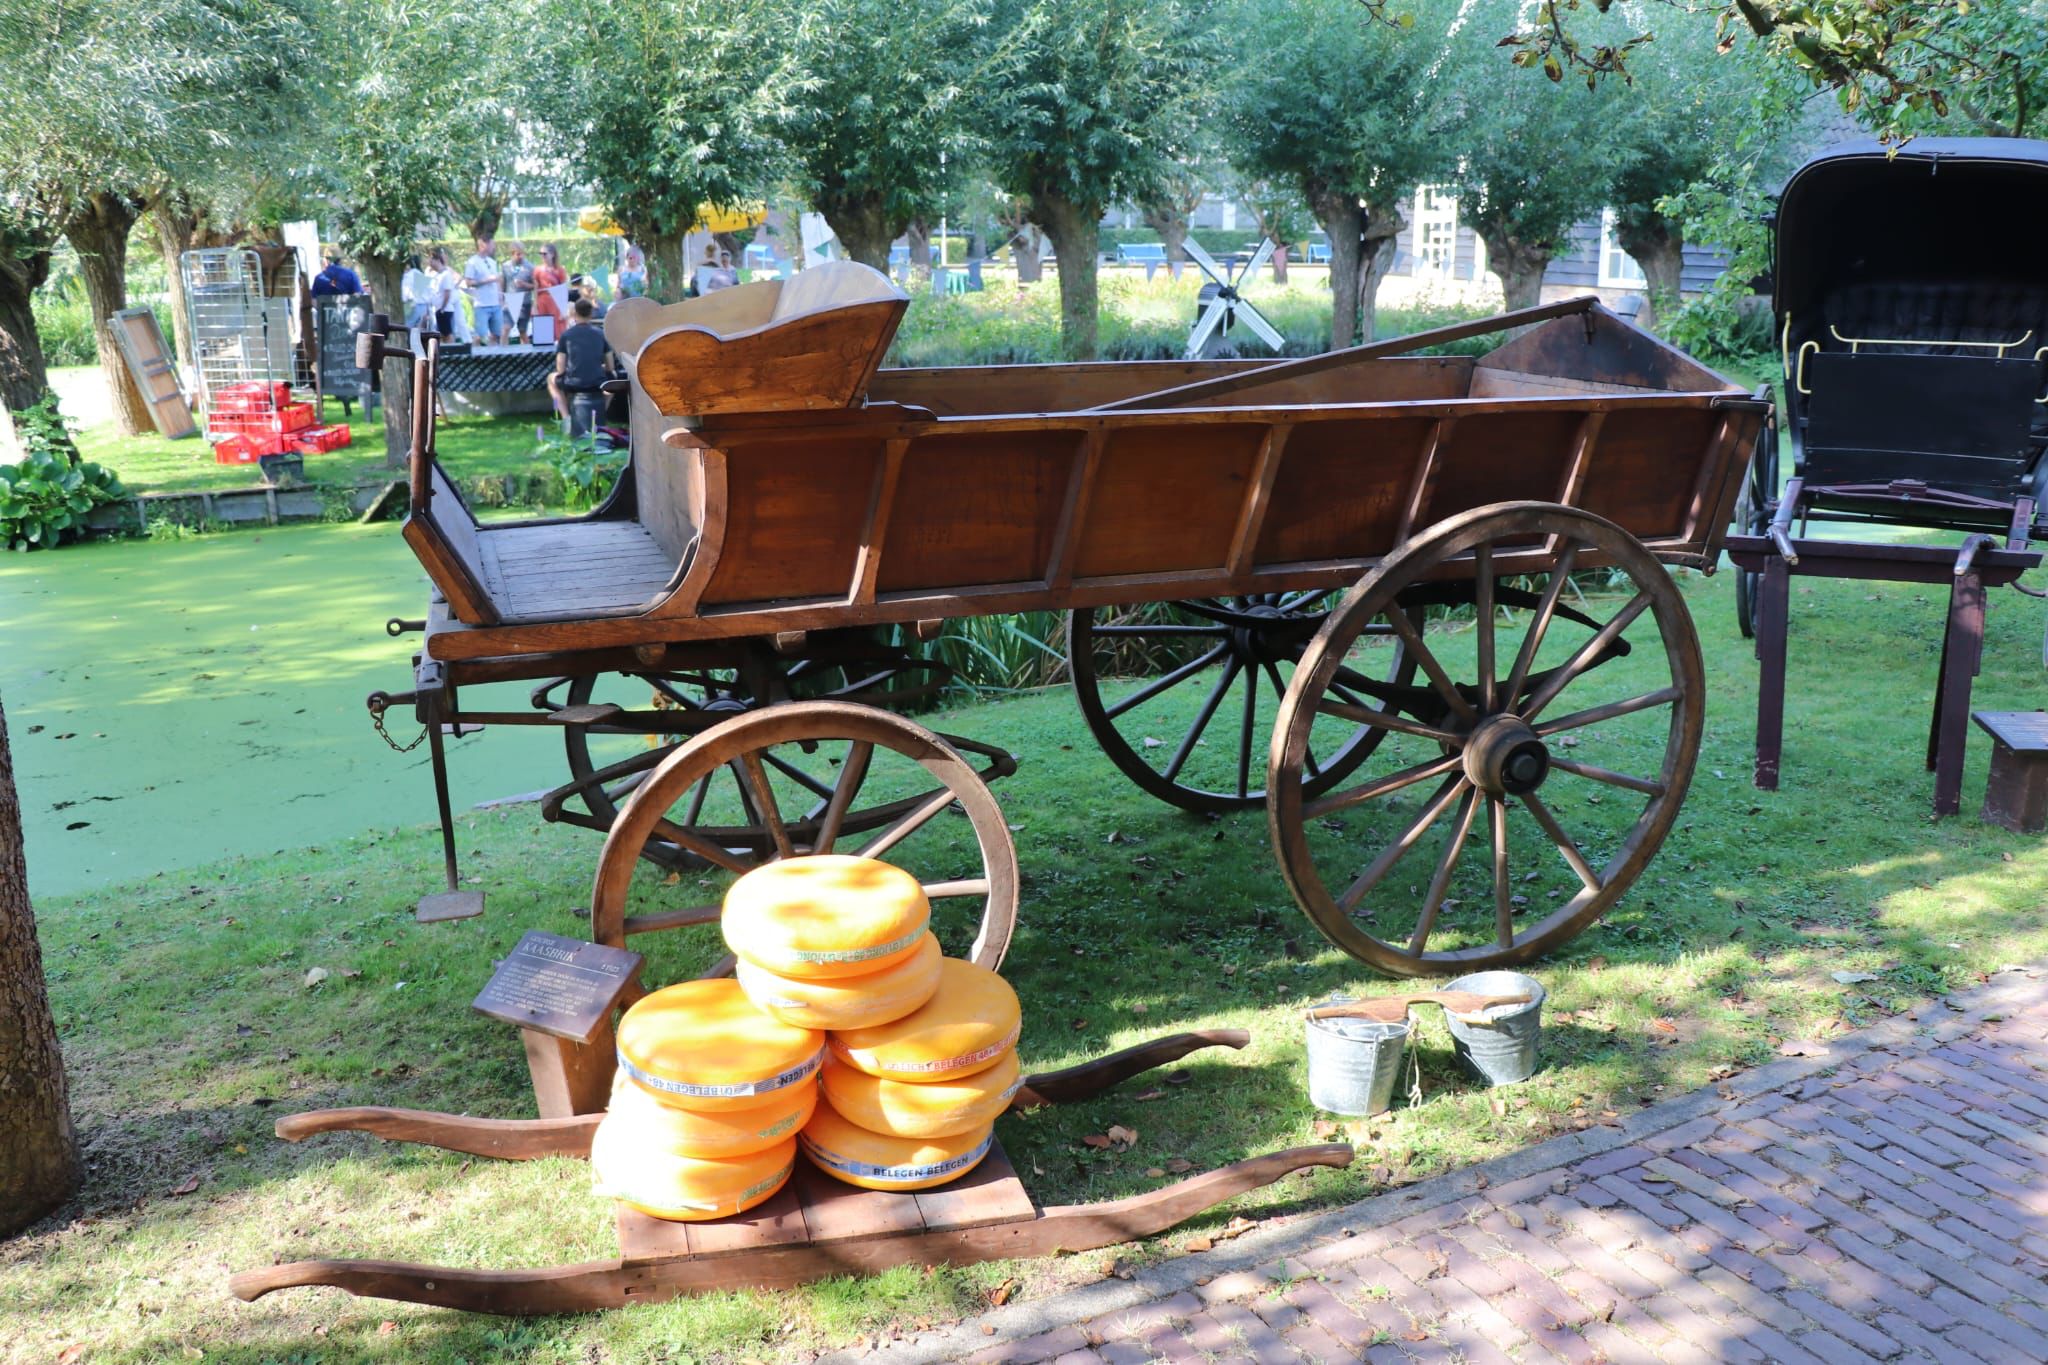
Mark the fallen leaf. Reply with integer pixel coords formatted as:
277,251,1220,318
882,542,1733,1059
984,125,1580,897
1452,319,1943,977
1216,1215,1256,1242
336,966,362,979
1503,1209,1527,1229
1488,1095,1506,1117
1167,1157,1195,1173
1186,1236,1214,1252
1404,1329,1429,1342
981,1324,997,1336
1650,1018,1678,1034
1830,970,1879,985
1146,1167,1166,1178
1313,1119,1345,1139
1081,1134,1112,1150
1473,1171,1489,1189
169,1175,200,1196
302,967,329,989
1133,1089,1168,1102
378,1321,397,1336
988,1278,1017,1306
57,1346,85,1364
1778,1039,1828,1057
1106,1124,1138,1148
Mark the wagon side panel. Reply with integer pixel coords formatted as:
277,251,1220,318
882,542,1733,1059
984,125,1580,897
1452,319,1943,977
1251,417,1435,566
1419,410,1590,528
878,432,1082,592
1072,424,1267,578
1575,406,1725,543
698,436,888,605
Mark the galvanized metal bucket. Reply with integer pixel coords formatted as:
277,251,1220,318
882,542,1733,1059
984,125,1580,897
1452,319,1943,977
1443,970,1546,1085
1305,998,1412,1115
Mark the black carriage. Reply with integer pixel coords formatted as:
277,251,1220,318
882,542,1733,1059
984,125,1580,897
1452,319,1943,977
1727,137,2048,813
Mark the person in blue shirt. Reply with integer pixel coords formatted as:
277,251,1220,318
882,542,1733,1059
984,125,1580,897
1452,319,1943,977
311,249,363,297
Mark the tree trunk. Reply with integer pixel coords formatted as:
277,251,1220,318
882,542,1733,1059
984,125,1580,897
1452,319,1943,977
1269,244,1289,286
152,205,198,378
1480,228,1552,312
0,249,53,417
643,230,686,304
467,194,506,242
1309,190,1367,350
905,219,933,276
1010,227,1044,284
1358,203,1404,343
1141,204,1190,278
358,251,413,471
821,196,897,273
1032,194,1101,361
0,691,78,1239
65,192,152,437
1616,217,1684,330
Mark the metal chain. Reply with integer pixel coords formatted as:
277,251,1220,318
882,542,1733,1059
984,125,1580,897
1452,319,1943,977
370,706,429,753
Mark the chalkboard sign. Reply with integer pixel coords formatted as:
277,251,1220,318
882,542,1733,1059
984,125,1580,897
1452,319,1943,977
314,293,373,401
472,930,643,1043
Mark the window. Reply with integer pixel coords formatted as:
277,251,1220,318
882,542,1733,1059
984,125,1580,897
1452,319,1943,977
1599,208,1648,289
1413,186,1458,279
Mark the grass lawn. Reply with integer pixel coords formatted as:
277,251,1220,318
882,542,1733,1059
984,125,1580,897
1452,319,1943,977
8,557,2048,1363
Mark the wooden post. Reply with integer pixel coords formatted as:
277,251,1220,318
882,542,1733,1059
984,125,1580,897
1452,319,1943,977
522,1020,618,1119
1753,555,1790,791
1930,568,1987,817
0,692,78,1236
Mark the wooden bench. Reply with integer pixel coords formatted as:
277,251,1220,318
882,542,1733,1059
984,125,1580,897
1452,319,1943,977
1975,710,2048,831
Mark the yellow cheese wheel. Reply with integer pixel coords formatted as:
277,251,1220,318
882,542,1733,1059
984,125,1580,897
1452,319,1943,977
605,1068,816,1159
799,1099,992,1191
820,1048,1020,1139
616,978,823,1112
828,957,1021,1082
591,1117,795,1222
736,930,943,1031
722,855,930,980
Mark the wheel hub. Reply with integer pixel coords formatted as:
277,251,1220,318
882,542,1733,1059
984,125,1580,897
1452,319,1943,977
1463,715,1550,796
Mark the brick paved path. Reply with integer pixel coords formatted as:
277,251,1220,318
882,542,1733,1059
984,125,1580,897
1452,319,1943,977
828,969,2048,1365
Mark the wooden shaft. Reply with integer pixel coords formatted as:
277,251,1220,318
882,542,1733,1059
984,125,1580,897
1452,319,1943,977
1011,1029,1249,1108
273,1107,601,1159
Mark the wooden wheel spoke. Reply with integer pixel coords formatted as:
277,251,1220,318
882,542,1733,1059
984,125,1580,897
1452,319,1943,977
922,878,991,899
1519,592,1651,722
764,751,836,801
683,772,712,828
1262,661,1315,778
1549,757,1666,797
1337,776,1467,915
1104,643,1231,720
1385,609,1478,725
811,740,873,854
1315,699,1457,746
1535,685,1681,736
1162,659,1239,782
623,903,721,935
1503,542,1579,705
1409,787,1481,955
1490,795,1513,948
1302,752,1464,820
1519,791,1601,891
856,786,957,861
1237,654,1258,799
736,753,795,859
1475,544,1496,714
647,818,751,874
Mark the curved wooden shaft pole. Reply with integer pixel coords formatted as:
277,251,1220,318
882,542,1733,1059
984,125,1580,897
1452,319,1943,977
1012,1028,1249,1108
274,1108,600,1160
227,1143,1354,1314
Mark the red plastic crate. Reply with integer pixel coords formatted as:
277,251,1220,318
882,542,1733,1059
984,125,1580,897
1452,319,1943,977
276,402,316,434
290,424,353,454
211,381,292,414
213,435,261,464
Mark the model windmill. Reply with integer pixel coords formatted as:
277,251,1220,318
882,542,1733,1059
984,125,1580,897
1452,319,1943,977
1184,238,1284,360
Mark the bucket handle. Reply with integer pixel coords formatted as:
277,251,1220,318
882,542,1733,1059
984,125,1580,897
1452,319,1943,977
1306,991,1532,1025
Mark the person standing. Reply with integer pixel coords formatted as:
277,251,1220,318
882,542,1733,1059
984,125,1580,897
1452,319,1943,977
616,245,648,299
463,235,504,344
311,248,363,297
501,241,536,342
531,242,568,341
430,249,460,338
401,254,435,330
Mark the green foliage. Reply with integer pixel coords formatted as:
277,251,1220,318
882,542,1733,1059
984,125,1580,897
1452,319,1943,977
537,430,624,512
1663,289,1775,368
775,0,985,266
32,286,174,367
0,404,126,550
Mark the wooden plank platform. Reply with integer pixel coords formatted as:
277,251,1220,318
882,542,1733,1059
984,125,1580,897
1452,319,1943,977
479,521,678,620
616,1140,1038,1265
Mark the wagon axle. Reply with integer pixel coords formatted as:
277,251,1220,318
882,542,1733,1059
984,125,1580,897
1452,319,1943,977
1463,715,1551,797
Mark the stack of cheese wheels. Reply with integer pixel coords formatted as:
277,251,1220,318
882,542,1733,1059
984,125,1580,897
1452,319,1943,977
805,956,1024,1191
726,855,942,1030
591,978,822,1221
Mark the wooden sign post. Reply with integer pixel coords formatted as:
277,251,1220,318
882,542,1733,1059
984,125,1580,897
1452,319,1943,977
473,930,642,1118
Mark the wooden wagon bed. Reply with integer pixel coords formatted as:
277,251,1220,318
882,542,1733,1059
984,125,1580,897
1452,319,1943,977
395,286,1762,666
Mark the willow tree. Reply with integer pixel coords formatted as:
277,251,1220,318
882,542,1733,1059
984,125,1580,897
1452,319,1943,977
1219,0,1452,348
774,0,983,272
977,0,1215,359
530,0,788,301
0,692,75,1238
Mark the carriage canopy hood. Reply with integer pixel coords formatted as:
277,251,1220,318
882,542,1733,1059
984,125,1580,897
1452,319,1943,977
1773,137,2048,327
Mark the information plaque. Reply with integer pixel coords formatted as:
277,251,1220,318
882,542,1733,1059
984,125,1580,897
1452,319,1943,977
472,930,643,1044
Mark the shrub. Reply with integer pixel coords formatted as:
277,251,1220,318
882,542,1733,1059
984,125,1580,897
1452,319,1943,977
1,396,127,550
538,430,624,511
30,286,176,368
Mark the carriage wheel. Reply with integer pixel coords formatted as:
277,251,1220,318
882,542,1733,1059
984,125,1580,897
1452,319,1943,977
1733,417,1778,640
1269,501,1704,977
1068,595,1419,814
548,653,964,863
590,702,1018,982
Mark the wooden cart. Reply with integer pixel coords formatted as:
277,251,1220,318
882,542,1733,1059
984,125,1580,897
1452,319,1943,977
364,265,1766,977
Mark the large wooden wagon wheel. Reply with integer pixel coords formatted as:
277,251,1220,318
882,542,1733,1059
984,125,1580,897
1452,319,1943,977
591,702,1018,985
1732,417,1780,640
541,652,990,866
1270,501,1705,977
1068,595,1420,813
